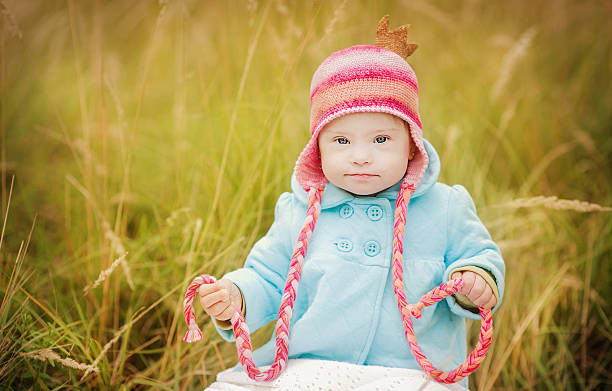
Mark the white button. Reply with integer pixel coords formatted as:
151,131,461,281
366,206,383,221
363,240,380,256
339,204,354,219
335,239,353,252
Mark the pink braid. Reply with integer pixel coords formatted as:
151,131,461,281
391,181,493,383
182,185,325,381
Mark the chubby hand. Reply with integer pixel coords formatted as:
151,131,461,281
451,271,497,309
198,278,243,321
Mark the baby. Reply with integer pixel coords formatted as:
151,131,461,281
198,17,505,390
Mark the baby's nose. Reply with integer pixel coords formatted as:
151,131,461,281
351,147,371,165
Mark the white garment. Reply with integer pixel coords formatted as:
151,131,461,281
205,359,469,391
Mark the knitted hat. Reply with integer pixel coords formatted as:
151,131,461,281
295,15,429,193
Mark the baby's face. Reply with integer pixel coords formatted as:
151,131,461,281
318,112,414,196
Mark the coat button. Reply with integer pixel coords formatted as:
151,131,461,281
339,204,354,219
366,205,383,221
363,240,380,257
335,239,353,252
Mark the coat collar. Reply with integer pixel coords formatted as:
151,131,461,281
291,138,440,209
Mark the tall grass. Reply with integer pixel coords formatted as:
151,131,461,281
1,0,610,389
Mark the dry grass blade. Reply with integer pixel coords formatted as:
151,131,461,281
0,0,22,39
491,27,537,100
494,196,611,212
166,207,191,226
83,252,128,293
247,0,258,27
101,221,134,289
275,0,289,16
20,349,99,373
102,221,126,254
0,175,13,251
320,0,348,43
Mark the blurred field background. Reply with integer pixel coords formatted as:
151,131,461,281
1,0,611,389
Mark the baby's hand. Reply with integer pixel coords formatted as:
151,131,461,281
451,271,497,309
198,278,243,321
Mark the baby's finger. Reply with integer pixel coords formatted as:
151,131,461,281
459,272,476,295
483,294,497,309
199,288,229,311
471,283,492,307
451,272,462,281
208,301,232,320
216,305,238,321
216,279,234,291
198,283,219,298
478,295,497,310
467,275,487,299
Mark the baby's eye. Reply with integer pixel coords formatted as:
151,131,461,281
335,138,349,145
374,136,388,143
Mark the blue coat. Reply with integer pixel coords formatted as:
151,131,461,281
215,139,505,386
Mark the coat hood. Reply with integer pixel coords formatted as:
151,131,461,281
291,138,440,209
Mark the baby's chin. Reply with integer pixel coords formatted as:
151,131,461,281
334,181,391,197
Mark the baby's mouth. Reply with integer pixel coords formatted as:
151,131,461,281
346,173,379,178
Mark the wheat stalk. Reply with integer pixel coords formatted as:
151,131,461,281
83,253,128,293
166,207,191,227
495,196,611,212
275,0,289,16
0,0,22,39
101,221,134,289
20,348,99,373
247,0,258,27
320,0,348,43
491,27,537,100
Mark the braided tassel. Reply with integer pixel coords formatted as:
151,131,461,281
391,181,493,383
183,274,216,342
182,185,325,382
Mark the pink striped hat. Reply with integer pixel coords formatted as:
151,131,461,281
295,42,429,193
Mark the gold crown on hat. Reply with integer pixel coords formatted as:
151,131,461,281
374,15,418,59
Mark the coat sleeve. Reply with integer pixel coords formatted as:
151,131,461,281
443,185,506,320
213,192,296,341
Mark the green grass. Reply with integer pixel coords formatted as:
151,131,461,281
1,0,611,389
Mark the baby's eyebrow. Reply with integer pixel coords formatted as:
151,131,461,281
331,127,403,134
321,126,404,138
370,127,404,133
